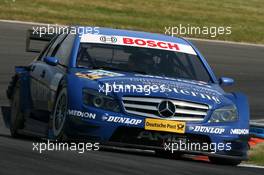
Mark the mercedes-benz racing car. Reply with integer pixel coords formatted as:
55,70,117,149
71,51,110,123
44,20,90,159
6,27,249,165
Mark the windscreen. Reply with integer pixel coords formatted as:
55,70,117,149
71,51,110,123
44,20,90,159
76,43,211,82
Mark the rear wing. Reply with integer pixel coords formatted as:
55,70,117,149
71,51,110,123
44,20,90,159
26,29,57,53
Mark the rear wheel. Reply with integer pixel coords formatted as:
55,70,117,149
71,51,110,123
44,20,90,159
209,156,242,166
10,83,24,138
51,88,68,140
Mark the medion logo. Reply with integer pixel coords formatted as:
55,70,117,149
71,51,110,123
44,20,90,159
230,129,249,135
68,110,96,119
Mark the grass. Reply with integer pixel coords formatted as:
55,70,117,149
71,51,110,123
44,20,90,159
0,0,263,43
246,142,264,166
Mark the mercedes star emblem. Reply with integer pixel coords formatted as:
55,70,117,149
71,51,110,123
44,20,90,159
158,100,176,118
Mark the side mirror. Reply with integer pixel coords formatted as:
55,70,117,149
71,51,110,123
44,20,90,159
219,77,234,86
44,57,59,66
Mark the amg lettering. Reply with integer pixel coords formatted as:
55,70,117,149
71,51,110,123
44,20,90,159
137,131,178,141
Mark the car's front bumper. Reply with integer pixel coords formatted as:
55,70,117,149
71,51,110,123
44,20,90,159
63,107,249,160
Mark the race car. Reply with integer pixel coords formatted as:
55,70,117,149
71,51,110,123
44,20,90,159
6,27,249,165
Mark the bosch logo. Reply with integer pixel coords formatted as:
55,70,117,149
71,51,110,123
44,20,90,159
123,37,180,51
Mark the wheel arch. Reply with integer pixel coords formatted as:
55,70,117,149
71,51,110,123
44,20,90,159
225,92,250,128
49,74,68,112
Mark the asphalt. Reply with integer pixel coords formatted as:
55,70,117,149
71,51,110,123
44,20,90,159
0,21,263,175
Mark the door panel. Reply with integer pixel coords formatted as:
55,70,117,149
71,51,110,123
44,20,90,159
30,34,75,112
30,61,64,111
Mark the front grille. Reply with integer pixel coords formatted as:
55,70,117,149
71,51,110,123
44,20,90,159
122,96,210,122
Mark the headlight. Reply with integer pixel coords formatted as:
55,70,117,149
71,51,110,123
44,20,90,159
209,105,238,123
82,89,121,112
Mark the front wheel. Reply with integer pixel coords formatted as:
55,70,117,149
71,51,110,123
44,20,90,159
51,88,68,140
10,83,24,138
209,156,242,166
155,150,183,159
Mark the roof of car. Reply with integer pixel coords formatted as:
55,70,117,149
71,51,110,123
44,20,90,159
78,26,191,46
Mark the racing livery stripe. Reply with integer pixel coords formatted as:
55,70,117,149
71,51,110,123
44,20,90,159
80,34,197,55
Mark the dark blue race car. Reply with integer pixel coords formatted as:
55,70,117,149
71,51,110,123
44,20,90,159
6,27,250,165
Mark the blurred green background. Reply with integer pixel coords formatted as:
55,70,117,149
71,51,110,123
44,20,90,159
0,0,263,43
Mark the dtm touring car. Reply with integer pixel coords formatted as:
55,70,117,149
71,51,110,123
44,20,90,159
6,27,249,165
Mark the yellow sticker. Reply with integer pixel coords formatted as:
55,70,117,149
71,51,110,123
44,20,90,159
145,118,185,134
86,74,102,80
75,72,102,80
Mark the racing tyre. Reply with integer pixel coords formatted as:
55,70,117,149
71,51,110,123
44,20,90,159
10,82,24,138
209,157,242,166
52,87,68,140
155,150,183,159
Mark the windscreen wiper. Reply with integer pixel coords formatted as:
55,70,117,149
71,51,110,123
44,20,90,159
91,66,124,72
91,66,147,74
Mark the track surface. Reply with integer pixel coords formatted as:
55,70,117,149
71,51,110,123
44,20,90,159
0,21,263,175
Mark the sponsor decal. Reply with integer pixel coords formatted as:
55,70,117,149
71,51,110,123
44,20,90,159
102,114,142,126
68,110,96,119
189,126,225,134
80,34,197,55
133,74,221,104
230,129,249,135
137,131,181,142
135,74,211,88
100,36,117,43
76,72,102,80
98,79,220,104
145,118,185,133
75,70,124,80
122,37,180,51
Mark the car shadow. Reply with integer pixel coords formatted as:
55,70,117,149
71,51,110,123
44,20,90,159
100,146,212,165
1,106,11,129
